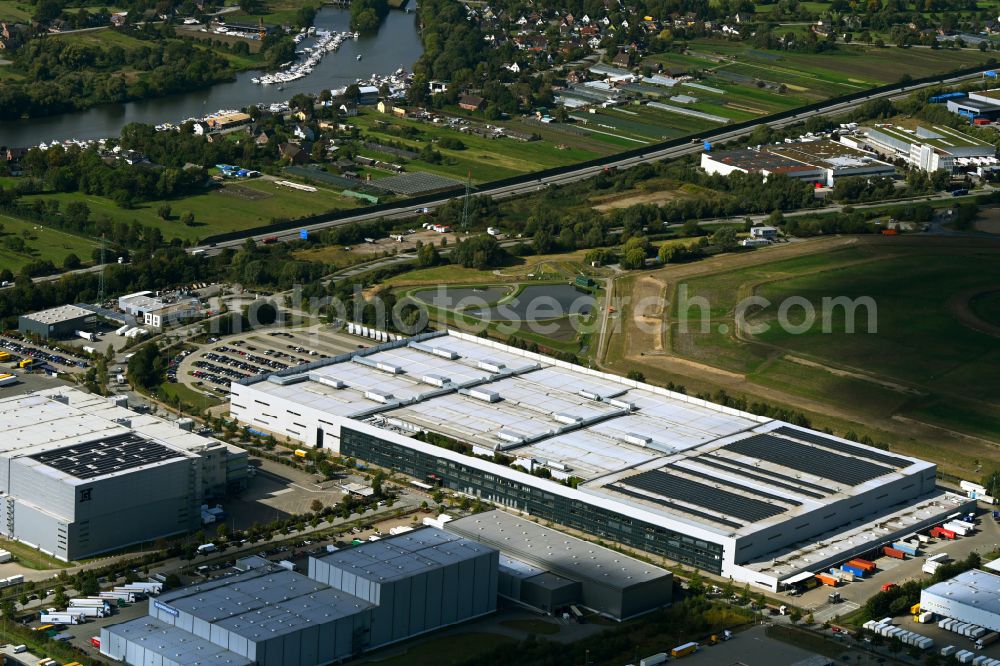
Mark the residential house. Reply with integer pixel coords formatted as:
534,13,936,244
612,50,631,68
505,62,521,74
734,12,753,24
293,125,315,141
339,102,358,117
0,22,28,50
278,142,310,165
813,18,832,36
2,147,27,175
255,131,270,146
459,94,486,111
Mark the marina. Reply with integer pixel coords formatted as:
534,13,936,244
0,7,422,145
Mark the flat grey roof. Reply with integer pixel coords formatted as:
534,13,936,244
923,569,1000,617
446,510,670,590
21,304,94,324
156,568,374,641
105,617,253,666
313,527,496,583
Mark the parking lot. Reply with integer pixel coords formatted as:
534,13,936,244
173,325,369,397
0,333,91,374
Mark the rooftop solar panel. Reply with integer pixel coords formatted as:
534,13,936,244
30,433,181,479
773,426,908,468
610,483,743,529
621,469,788,523
723,434,893,486
695,456,828,499
668,464,803,507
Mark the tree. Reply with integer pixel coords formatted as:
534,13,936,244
216,523,228,541
127,344,165,390
711,227,738,250
687,570,705,596
310,499,324,513
181,211,195,226
157,204,172,220
626,370,645,382
239,0,265,14
789,607,802,624
621,247,646,270
416,242,441,267
63,253,81,270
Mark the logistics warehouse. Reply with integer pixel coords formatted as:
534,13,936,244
230,331,972,591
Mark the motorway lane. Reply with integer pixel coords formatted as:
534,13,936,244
189,67,995,255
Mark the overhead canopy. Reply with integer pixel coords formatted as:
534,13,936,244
782,571,816,585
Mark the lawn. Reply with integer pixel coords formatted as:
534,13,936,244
365,632,514,666
499,619,561,635
0,211,101,273
0,0,33,21
158,381,222,413
0,536,69,569
20,180,360,244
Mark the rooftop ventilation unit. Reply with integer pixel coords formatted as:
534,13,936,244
578,389,602,401
269,373,308,386
421,374,451,387
375,362,403,375
313,375,346,389
620,432,652,446
554,412,583,425
469,388,500,403
497,429,525,445
114,417,132,428
364,390,394,404
430,347,459,360
607,399,636,411
477,359,506,373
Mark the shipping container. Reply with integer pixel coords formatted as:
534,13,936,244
918,612,935,623
815,573,838,586
892,542,919,556
942,645,958,657
883,547,906,559
931,526,957,539
958,650,975,664
639,653,668,666
671,642,699,658
917,534,931,543
848,558,876,572
922,562,940,575
842,564,865,578
927,553,949,563
972,626,988,639
973,656,989,666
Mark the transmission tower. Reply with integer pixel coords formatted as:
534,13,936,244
461,170,472,233
96,234,107,306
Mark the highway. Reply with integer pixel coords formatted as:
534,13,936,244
188,66,997,255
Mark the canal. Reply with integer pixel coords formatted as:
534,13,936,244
0,7,422,145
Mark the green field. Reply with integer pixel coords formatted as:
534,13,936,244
0,0,34,21
668,237,1000,459
971,290,1000,327
351,111,604,184
0,211,100,273
366,632,514,666
19,179,360,244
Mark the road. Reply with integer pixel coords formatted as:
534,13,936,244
186,66,998,254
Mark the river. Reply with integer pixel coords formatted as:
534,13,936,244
0,7,422,146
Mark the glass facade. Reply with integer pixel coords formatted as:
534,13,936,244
342,427,724,573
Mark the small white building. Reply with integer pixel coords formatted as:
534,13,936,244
750,226,778,240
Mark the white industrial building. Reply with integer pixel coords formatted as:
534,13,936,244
0,387,247,560
229,330,971,591
118,291,201,330
701,140,895,186
857,125,997,173
921,569,1000,632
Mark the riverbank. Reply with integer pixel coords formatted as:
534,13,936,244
0,7,422,145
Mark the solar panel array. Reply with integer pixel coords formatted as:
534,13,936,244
30,433,180,479
723,434,893,486
610,483,743,529
774,426,908,468
372,172,464,195
668,464,803,507
695,456,828,499
620,469,788,524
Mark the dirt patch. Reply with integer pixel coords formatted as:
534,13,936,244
592,189,683,211
216,184,272,201
947,286,1000,338
974,207,1000,234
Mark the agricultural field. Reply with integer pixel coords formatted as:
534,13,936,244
0,211,101,272
18,178,360,244
351,111,605,184
600,235,1000,475
0,0,34,21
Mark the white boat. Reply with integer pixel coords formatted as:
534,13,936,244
356,54,362,60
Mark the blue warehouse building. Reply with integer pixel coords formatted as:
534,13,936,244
101,528,498,666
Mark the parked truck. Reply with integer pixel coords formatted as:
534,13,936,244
976,632,1000,649
69,598,109,608
883,546,906,559
670,643,698,659
67,606,106,618
931,526,957,539
815,573,838,586
40,611,84,624
639,653,668,666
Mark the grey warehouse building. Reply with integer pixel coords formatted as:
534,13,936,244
102,528,499,666
447,510,672,620
18,304,96,339
0,388,248,561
